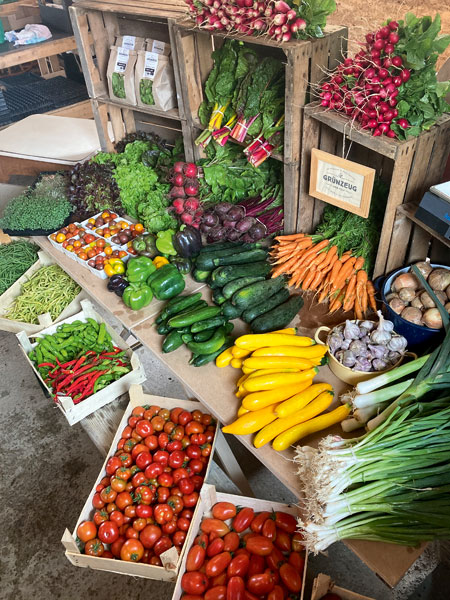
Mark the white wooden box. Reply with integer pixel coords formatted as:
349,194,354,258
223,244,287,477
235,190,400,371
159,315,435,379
311,574,375,600
62,384,218,581
0,250,86,335
16,299,146,425
172,483,308,600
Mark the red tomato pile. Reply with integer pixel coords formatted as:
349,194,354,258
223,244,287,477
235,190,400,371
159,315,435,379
181,502,305,600
76,404,216,564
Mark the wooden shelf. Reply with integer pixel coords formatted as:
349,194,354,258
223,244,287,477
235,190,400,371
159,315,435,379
0,0,37,17
397,202,450,249
0,32,78,70
97,96,181,122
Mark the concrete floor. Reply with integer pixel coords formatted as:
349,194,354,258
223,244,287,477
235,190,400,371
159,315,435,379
1,307,450,600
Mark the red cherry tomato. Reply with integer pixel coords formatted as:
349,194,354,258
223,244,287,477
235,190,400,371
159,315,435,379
110,511,124,527
131,443,148,459
191,475,204,490
279,563,302,593
186,445,202,460
205,586,227,600
183,492,199,508
140,524,162,549
247,573,275,596
179,477,195,495
135,451,152,470
153,450,169,465
188,459,204,474
226,576,245,600
205,551,232,577
98,521,119,545
154,503,174,525
274,511,297,535
178,411,193,427
168,450,186,469
93,510,109,526
105,456,122,475
245,535,273,556
207,537,225,558
247,554,266,577
177,517,191,531
227,554,249,578
232,507,255,533
186,544,206,572
136,504,153,519
110,536,125,557
262,519,277,541
173,467,190,483
212,502,237,521
135,485,154,505
274,528,291,553
162,517,178,535
145,462,164,479
144,435,158,451
181,509,194,521
135,419,153,437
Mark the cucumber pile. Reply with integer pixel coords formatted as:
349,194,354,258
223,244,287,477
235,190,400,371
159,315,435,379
193,242,304,333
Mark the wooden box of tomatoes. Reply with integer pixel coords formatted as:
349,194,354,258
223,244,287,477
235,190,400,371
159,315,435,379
171,483,308,600
17,300,146,425
310,574,375,600
61,384,218,581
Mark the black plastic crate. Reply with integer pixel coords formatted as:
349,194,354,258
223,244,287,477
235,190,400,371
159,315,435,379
31,76,88,108
0,72,42,89
0,87,54,126
38,0,73,34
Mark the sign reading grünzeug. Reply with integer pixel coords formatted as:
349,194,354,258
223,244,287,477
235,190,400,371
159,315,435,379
309,149,375,218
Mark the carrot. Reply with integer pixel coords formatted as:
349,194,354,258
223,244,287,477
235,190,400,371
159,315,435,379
302,267,317,290
288,271,302,287
333,257,356,291
340,252,353,264
354,256,365,271
354,294,363,320
361,283,368,315
343,291,356,312
356,269,368,314
296,239,329,269
319,254,339,277
366,280,377,312
271,256,299,278
343,273,357,306
272,251,303,265
275,233,305,241
309,269,326,291
313,249,330,269
319,245,337,270
329,291,345,313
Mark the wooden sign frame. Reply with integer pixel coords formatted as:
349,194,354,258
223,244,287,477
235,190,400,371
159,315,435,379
309,148,375,218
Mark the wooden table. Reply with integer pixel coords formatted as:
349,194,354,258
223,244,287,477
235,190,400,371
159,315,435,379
32,235,425,587
0,32,79,70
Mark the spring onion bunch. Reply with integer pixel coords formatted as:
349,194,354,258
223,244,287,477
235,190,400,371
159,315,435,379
296,268,450,551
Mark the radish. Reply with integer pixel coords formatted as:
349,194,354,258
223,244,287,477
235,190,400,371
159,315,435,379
384,43,395,55
173,161,185,174
393,76,402,87
378,68,389,80
392,55,403,67
386,129,396,138
291,18,306,33
274,0,290,13
183,162,198,178
373,39,385,51
389,20,399,30
379,123,390,133
401,69,411,82
389,32,399,44
281,31,291,42
379,26,390,38
397,118,410,129
253,19,266,31
184,179,199,197
184,197,200,211
181,213,194,225
366,33,374,44
286,9,296,21
172,198,185,214
273,13,286,26
372,128,382,137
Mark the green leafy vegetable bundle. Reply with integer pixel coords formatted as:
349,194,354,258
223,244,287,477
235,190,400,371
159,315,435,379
0,240,39,295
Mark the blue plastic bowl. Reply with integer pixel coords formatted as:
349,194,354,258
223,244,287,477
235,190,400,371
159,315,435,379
381,264,448,350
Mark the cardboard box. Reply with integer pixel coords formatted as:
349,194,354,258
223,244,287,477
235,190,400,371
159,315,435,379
310,574,375,600
61,384,218,581
171,483,308,600
0,250,86,335
16,299,146,425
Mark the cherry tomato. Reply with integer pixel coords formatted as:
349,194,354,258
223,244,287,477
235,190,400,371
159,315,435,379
191,433,206,445
201,444,212,457
206,586,227,600
106,502,118,514
128,417,139,429
120,539,144,562
250,511,270,533
268,585,285,600
133,518,148,532
98,521,119,544
179,477,195,495
267,547,285,571
158,408,170,420
164,421,175,435
109,536,125,557
157,487,170,503
319,595,342,600
202,414,213,426
145,463,164,479
207,537,224,557
274,512,297,535
123,439,137,453
136,419,153,438
182,571,209,595
132,405,145,418
158,432,169,449
247,554,265,577
227,554,249,578
125,505,137,519
172,425,185,441
189,459,204,474
144,405,160,420
177,517,191,532
186,445,201,460
106,456,122,475
186,544,206,572
131,429,143,443
170,407,184,424
181,509,194,520
167,440,182,452
116,492,133,511
126,526,139,539
143,434,158,451
117,452,132,467
262,519,277,541
140,524,162,549
150,555,163,566
206,551,232,577
170,486,183,498
151,416,165,432
226,576,245,600
279,563,302,593
168,495,184,514
205,430,215,443
154,503,174,525
247,573,275,596
154,536,172,556
92,493,105,509
186,421,204,435
162,517,178,535
85,538,104,556
110,477,127,493
153,450,169,465
232,507,255,533
110,511,124,527
173,467,190,483
191,475,204,490
130,472,146,488
136,504,153,519
173,530,186,547
134,451,151,470
77,521,97,543
289,551,305,573
93,510,109,526
116,467,131,481
117,438,125,450
158,472,174,488
223,532,239,552
178,411,193,427
183,492,199,508
136,485,155,505
168,450,186,469
212,502,236,521
274,528,291,552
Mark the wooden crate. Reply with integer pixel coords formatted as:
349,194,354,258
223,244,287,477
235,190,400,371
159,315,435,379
298,102,450,277
69,5,195,155
310,574,375,600
173,20,347,233
73,0,187,20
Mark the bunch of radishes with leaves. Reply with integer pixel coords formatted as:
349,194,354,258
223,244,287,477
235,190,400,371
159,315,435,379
185,0,336,42
169,162,204,228
319,14,450,139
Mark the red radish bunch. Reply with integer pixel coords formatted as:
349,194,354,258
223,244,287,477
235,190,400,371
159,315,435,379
169,162,204,229
320,20,411,138
184,0,307,42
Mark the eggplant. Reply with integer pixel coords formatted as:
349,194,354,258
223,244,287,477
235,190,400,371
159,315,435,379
107,275,129,297
173,225,203,258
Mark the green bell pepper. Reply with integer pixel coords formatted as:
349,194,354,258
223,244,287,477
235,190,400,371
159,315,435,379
147,263,185,300
126,256,156,283
156,229,176,256
132,233,158,258
122,283,153,310
169,255,192,275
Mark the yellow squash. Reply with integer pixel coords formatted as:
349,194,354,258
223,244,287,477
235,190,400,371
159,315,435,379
222,403,280,435
231,358,243,369
232,346,252,358
276,383,333,418
243,356,315,371
242,381,314,411
235,333,314,350
215,347,234,368
245,367,300,380
271,328,296,335
272,404,351,451
243,368,318,392
253,391,334,448
251,345,327,359
237,405,249,417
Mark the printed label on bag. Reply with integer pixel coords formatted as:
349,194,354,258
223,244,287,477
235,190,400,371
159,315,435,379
151,40,166,55
143,52,159,80
114,47,130,72
122,35,136,50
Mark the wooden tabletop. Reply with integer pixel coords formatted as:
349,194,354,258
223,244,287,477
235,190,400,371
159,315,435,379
0,0,38,17
0,31,78,70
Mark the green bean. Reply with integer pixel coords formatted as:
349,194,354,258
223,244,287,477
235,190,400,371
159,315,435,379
5,265,81,324
0,241,39,294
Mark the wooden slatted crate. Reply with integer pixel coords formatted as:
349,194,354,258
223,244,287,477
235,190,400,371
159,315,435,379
73,0,187,19
298,102,450,277
173,20,347,233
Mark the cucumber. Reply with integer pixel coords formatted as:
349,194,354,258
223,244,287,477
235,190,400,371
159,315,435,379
222,300,244,320
241,287,290,323
161,293,203,320
196,244,261,270
222,276,265,300
168,305,222,328
232,277,287,309
190,337,233,366
212,248,267,268
193,329,217,342
211,262,272,287
212,288,227,305
165,300,207,322
224,322,234,334
187,326,227,355
181,333,194,344
157,322,172,335
251,295,304,333
199,242,244,253
192,268,211,282
162,330,184,353
191,316,227,333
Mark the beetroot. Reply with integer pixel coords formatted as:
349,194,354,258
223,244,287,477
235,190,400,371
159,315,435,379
173,162,185,174
172,173,185,187
169,186,186,199
181,213,194,225
183,162,198,178
184,179,199,197
184,198,200,211
172,198,185,214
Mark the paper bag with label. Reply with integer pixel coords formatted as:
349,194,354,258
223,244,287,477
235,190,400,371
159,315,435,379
145,38,171,56
107,45,138,105
115,35,146,51
135,49,177,111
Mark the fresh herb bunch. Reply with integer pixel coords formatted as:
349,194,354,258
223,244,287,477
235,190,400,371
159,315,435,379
68,161,121,221
112,72,125,99
0,174,72,232
0,240,39,295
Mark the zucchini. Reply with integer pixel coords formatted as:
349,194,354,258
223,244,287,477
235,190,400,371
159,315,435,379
160,293,203,320
241,287,290,323
192,268,211,282
187,326,227,355
157,322,172,335
162,330,184,353
222,276,265,300
212,288,227,305
181,333,194,343
191,316,227,333
168,305,222,328
190,337,234,367
232,277,287,309
196,244,261,270
212,248,267,267
211,262,271,287
222,300,244,320
224,322,234,334
251,295,304,333
199,242,243,253
193,329,217,342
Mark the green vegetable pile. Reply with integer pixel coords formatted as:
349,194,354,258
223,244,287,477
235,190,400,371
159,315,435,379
140,79,155,105
5,265,81,324
112,72,126,99
68,161,121,221
0,174,72,233
0,240,39,295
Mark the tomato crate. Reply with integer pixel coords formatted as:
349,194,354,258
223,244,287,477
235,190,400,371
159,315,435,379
171,483,308,600
310,573,375,600
61,384,218,581
16,299,146,425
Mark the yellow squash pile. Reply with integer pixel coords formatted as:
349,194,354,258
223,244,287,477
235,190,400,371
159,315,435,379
216,329,350,451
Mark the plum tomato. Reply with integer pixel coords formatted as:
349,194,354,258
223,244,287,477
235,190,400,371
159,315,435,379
274,512,297,535
77,521,97,543
201,518,230,537
246,535,273,556
279,563,302,593
181,571,209,595
186,544,206,572
223,532,240,552
212,502,237,521
98,521,119,544
247,573,275,596
85,538,104,557
205,586,227,600
226,576,245,600
268,585,284,600
250,511,270,533
120,539,144,562
274,529,291,553
262,519,277,541
206,537,224,558
289,551,305,573
232,507,255,533
205,551,232,577
227,554,250,578
247,555,265,578
266,547,285,571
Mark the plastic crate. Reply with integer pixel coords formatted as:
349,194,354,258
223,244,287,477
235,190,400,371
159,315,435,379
38,0,73,33
0,87,53,126
31,76,89,108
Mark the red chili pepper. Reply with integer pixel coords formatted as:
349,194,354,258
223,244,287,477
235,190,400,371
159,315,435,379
38,362,56,368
